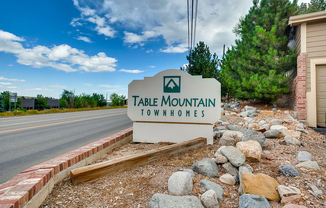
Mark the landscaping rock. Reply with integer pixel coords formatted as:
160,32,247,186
222,162,239,176
236,140,262,162
279,164,301,177
241,173,280,201
270,125,288,134
238,164,253,194
199,180,224,201
269,119,283,126
217,126,227,131
213,131,221,140
284,135,302,146
284,131,301,138
281,195,302,205
308,184,323,197
276,185,301,198
296,151,312,161
201,189,219,208
218,130,243,146
260,111,274,116
259,120,267,125
149,194,204,208
263,129,280,138
168,172,193,196
239,194,271,208
244,106,257,111
212,152,228,164
227,124,241,131
240,111,250,117
183,169,196,177
295,161,320,170
193,158,219,178
220,146,246,167
219,173,236,185
241,130,266,148
259,123,271,131
249,113,258,117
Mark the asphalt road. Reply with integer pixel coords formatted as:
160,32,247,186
0,108,132,184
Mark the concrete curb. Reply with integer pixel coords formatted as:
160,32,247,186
0,127,133,208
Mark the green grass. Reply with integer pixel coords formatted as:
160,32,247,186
0,106,127,117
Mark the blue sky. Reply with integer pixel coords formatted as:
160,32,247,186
0,0,309,98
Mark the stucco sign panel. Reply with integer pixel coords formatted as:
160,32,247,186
128,69,221,144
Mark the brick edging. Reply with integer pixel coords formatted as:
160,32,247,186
0,127,133,208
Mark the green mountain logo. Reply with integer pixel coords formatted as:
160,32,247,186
164,76,181,93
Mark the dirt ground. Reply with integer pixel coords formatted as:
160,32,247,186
40,105,326,208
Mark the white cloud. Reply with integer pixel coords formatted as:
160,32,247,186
72,0,253,54
149,65,155,68
76,36,92,43
8,64,13,67
7,86,17,89
0,82,12,85
0,76,25,82
25,88,54,91
99,84,120,88
120,69,144,74
0,30,118,72
146,49,153,53
83,83,93,86
160,44,188,53
50,85,66,88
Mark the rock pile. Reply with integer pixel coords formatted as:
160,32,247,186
149,103,324,208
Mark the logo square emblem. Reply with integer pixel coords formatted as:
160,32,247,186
164,76,181,93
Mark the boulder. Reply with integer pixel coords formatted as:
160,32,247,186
269,119,283,126
239,194,271,208
183,169,196,177
263,129,280,138
270,125,288,134
212,152,228,164
236,140,262,162
213,131,221,140
284,135,302,146
241,130,266,148
259,120,267,125
168,172,193,196
244,106,257,111
281,195,302,206
220,146,246,167
276,185,301,198
218,130,243,146
260,111,274,116
227,124,241,131
279,164,301,177
199,180,224,201
295,161,320,170
296,151,312,161
219,173,236,185
201,189,219,208
241,173,280,201
222,162,239,176
193,158,219,178
259,124,271,131
238,164,253,194
240,111,250,117
149,194,204,208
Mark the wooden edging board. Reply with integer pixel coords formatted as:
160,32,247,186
71,137,207,184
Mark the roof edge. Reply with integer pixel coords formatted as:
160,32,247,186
289,11,326,26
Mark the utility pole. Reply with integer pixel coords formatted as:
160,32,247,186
223,44,226,59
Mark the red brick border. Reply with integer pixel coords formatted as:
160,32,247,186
293,54,307,120
0,127,133,208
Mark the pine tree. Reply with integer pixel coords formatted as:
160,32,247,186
182,41,220,79
0,94,5,112
221,0,298,102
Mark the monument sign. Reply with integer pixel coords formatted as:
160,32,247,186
128,69,221,144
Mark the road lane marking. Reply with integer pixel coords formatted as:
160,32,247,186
0,109,127,127
0,113,127,134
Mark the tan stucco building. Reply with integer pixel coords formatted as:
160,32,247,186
289,11,326,127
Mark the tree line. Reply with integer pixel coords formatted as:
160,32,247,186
182,0,325,103
0,90,126,112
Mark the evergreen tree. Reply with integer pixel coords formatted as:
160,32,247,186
221,0,298,102
298,0,326,14
0,94,4,112
182,41,219,79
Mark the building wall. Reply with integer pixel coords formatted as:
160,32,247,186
20,99,35,110
295,25,301,55
47,99,60,108
294,54,307,121
306,21,326,92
